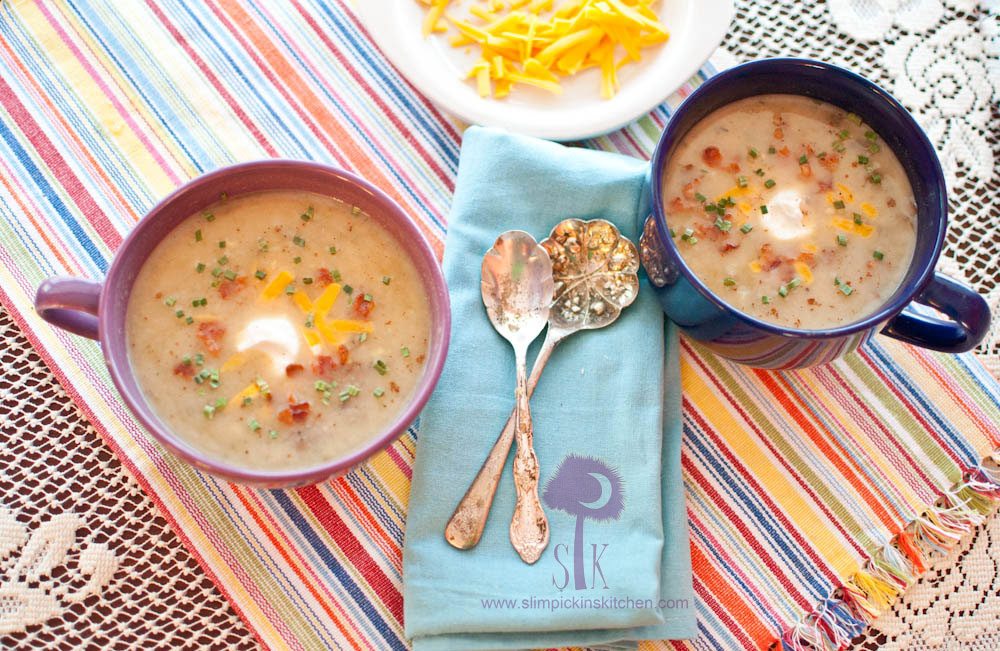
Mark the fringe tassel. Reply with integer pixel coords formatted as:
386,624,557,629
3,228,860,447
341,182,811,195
778,454,1000,651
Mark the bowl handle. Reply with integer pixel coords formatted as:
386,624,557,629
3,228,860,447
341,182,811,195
881,272,990,354
35,277,102,340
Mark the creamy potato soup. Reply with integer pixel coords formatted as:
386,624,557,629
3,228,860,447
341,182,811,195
127,191,431,471
663,94,917,329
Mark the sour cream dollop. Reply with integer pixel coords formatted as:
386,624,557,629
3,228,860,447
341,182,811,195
235,317,300,374
761,189,811,241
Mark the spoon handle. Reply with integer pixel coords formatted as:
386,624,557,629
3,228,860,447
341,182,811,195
508,348,549,564
444,333,558,550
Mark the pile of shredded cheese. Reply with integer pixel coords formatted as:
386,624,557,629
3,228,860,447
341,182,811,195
417,0,670,99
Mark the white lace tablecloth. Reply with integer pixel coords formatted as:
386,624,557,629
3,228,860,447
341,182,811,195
0,0,996,649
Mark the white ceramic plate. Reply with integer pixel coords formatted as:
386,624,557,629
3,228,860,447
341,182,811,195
354,0,734,141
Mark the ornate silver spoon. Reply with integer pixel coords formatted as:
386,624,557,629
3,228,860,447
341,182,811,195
446,219,640,555
479,230,554,564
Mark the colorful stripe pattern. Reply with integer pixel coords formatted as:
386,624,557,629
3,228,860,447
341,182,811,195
0,2,997,650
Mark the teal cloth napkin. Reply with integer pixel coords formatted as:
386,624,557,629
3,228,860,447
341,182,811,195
402,126,696,651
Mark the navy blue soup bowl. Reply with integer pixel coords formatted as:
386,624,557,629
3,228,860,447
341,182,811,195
641,58,990,369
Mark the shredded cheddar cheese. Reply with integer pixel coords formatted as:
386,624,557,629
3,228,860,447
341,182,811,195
793,261,814,285
832,217,874,237
261,270,294,299
416,0,669,99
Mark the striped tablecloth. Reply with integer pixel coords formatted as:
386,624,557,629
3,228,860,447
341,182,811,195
0,2,997,649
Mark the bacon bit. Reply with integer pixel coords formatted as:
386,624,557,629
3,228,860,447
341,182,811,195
805,144,815,156
337,344,350,365
799,163,812,178
694,223,724,242
218,276,247,299
773,128,784,140
277,399,311,425
796,252,816,267
416,354,426,364
773,114,785,126
779,146,790,157
817,180,833,192
196,321,226,356
311,354,337,376
720,241,740,253
818,154,840,171
702,146,722,167
669,196,686,212
285,363,304,377
154,291,163,300
807,298,818,305
389,381,400,393
682,178,701,200
887,198,896,208
173,361,195,378
758,244,784,272
352,294,374,319
727,162,741,173
316,267,334,287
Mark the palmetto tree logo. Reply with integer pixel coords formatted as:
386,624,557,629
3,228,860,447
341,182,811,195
542,454,624,590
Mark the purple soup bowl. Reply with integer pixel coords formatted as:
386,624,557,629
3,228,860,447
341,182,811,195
35,160,451,487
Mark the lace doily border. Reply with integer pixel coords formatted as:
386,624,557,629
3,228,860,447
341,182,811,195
775,452,1000,650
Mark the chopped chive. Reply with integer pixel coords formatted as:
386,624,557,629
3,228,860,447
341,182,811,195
688,237,699,245
248,418,261,432
798,154,808,165
705,203,718,214
373,359,388,375
778,285,789,298
218,240,226,249
175,309,185,318
838,129,850,140
741,222,754,233
301,206,314,222
304,313,314,328
847,113,862,125
191,297,207,307
723,277,736,287
833,200,846,210
853,213,864,225
219,192,228,202
293,235,305,247
293,256,302,264
837,234,848,246
382,275,392,285
182,356,192,366
681,227,695,241
749,147,759,158
759,205,769,215
164,296,177,307
223,270,237,281
194,229,203,242
203,404,216,419
363,293,373,302
787,277,802,289
332,269,342,282
868,143,881,154
351,205,361,216
833,141,847,153
217,256,229,266
817,151,827,158
258,238,269,252
768,146,776,154
268,430,278,440
737,175,748,188
764,179,776,189
668,227,676,238
869,173,882,184
873,250,884,261
302,277,313,285
694,192,707,203
357,332,368,344
401,346,410,357
858,155,869,165
839,282,854,296
242,396,253,407
185,316,194,325
195,263,206,273
755,168,765,177
761,295,771,304
328,245,337,255
254,270,267,280
203,211,215,222
194,353,205,366
343,284,353,294
211,267,223,278
714,217,732,232
373,387,385,398
284,284,295,295
864,130,877,141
